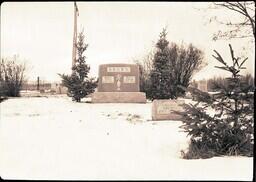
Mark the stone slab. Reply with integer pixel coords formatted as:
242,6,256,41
97,64,139,92
152,99,185,121
91,92,146,103
197,80,208,92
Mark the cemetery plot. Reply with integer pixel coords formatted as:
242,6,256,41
0,97,252,180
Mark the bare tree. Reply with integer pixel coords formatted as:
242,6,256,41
136,28,205,99
134,48,155,95
0,55,26,97
167,43,205,98
136,33,205,100
212,2,255,41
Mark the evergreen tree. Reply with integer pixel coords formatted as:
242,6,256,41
148,28,204,100
149,28,172,99
59,31,97,102
179,44,254,159
169,43,203,98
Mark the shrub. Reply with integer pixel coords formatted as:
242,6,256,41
142,28,204,100
59,31,97,102
179,44,254,159
0,55,26,98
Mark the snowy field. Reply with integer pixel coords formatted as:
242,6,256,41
0,96,253,180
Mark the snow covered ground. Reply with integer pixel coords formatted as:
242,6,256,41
0,96,253,180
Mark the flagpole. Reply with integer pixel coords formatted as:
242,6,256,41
72,1,78,69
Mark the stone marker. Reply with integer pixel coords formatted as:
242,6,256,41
51,83,68,94
197,80,208,92
97,64,139,92
152,99,185,120
92,63,146,103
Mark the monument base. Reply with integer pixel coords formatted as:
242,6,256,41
91,92,146,103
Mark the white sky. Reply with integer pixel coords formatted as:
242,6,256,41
1,2,255,82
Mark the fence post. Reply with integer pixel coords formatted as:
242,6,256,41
37,77,39,91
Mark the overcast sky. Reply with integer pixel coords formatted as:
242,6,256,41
1,2,255,82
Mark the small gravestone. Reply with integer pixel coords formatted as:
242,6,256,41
197,80,208,92
152,99,185,120
92,63,146,103
51,83,68,94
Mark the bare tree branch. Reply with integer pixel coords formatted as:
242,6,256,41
211,2,255,41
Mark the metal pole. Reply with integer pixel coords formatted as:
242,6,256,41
72,2,79,69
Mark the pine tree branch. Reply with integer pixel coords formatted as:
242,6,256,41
239,57,248,68
228,44,238,67
212,50,228,66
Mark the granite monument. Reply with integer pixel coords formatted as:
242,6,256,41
92,63,146,103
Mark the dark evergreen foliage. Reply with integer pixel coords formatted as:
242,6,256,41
59,31,97,102
179,44,254,159
148,28,204,100
149,28,171,100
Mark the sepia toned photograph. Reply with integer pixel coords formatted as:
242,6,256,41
0,1,254,180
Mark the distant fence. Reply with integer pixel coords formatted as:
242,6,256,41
21,83,52,91
21,83,68,94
